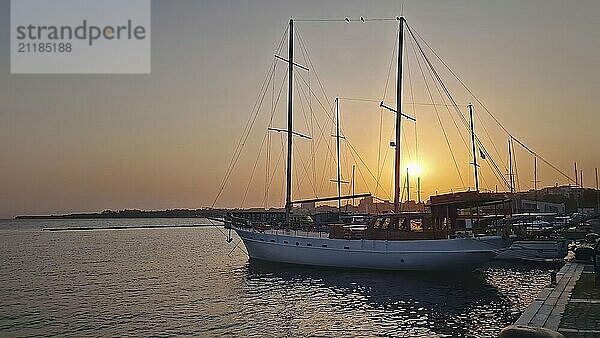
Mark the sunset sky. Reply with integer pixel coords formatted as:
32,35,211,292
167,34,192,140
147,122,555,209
1,0,599,218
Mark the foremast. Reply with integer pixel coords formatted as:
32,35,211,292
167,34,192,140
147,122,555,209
393,17,405,213
285,19,294,226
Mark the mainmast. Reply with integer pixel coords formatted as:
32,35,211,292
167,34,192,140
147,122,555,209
394,17,405,213
285,18,294,226
468,103,479,191
335,97,342,220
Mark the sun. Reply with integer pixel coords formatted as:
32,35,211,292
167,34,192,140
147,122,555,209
407,162,423,176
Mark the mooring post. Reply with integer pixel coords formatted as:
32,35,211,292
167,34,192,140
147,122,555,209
595,241,600,286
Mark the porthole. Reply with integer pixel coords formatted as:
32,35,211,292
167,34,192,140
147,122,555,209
296,242,299,246
321,244,328,248
344,246,350,249
307,243,312,246
270,239,275,242
284,241,288,244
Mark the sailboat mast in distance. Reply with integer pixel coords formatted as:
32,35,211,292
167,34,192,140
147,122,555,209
469,103,479,191
285,18,293,226
394,17,405,212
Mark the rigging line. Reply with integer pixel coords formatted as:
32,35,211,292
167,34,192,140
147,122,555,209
296,28,335,113
295,67,335,125
346,140,392,200
342,121,351,187
377,126,396,194
294,79,337,195
347,142,388,202
407,24,509,179
295,72,336,162
294,141,317,193
410,28,465,187
265,136,285,205
378,32,397,205
405,24,507,170
205,218,229,240
227,239,248,257
243,70,288,207
293,81,318,192
263,63,291,206
345,140,370,196
338,97,381,103
300,84,393,199
241,130,269,206
409,35,470,156
264,132,270,208
280,133,286,205
212,61,278,208
307,62,316,198
213,26,288,208
339,98,469,106
513,143,521,191
407,23,574,184
407,26,510,189
406,35,419,166
294,77,318,195
265,62,276,208
295,77,339,195
294,17,399,23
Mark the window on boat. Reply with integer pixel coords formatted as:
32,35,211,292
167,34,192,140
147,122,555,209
295,242,299,246
321,244,327,248
284,240,288,244
307,243,312,246
381,218,391,230
344,246,350,249
410,219,423,232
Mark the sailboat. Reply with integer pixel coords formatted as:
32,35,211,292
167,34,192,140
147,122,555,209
224,17,509,271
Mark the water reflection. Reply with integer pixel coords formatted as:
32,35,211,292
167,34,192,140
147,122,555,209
238,259,517,337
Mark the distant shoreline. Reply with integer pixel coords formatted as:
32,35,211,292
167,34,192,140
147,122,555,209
14,209,226,220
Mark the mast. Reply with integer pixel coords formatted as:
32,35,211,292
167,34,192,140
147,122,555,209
406,167,410,202
394,17,405,213
594,168,600,212
352,164,356,207
468,103,479,191
285,18,294,226
417,177,421,203
574,162,578,187
508,138,514,193
534,156,538,201
335,97,342,220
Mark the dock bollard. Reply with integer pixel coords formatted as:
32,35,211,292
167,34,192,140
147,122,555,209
550,270,557,285
595,241,600,286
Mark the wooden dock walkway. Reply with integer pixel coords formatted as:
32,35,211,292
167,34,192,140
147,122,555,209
514,261,600,337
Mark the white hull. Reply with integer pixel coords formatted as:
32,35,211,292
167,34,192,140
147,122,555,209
233,227,506,271
494,239,567,261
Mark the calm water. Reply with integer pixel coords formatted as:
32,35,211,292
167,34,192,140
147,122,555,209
0,219,554,337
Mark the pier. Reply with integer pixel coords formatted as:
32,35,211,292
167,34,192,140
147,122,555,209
513,260,600,337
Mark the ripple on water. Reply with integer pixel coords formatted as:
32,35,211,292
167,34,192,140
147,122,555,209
0,220,552,337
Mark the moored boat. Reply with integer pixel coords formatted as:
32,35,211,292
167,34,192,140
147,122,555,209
225,17,510,271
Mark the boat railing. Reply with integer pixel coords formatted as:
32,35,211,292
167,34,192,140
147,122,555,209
232,222,331,239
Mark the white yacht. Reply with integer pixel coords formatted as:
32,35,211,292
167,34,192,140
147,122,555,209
226,17,509,271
